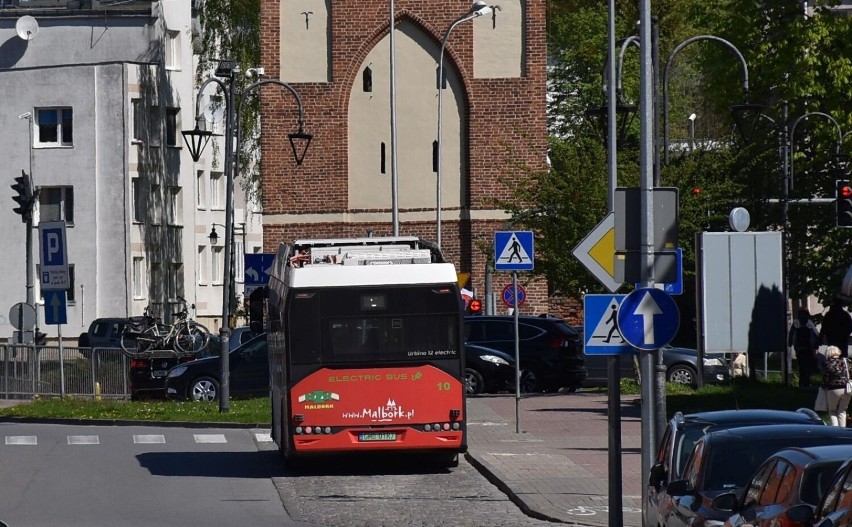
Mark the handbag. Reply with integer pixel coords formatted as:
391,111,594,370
815,388,829,412
845,360,852,394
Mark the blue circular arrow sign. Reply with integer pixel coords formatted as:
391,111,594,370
617,288,680,350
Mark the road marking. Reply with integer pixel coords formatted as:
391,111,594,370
255,433,272,442
68,435,99,445
133,434,165,444
467,422,509,426
194,434,227,444
5,436,37,445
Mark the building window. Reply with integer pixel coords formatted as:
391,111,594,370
148,106,161,147
211,246,223,284
132,178,143,223
39,186,74,224
151,263,162,301
235,239,245,283
166,108,180,147
150,184,161,224
196,170,205,209
210,172,223,210
197,246,207,285
132,256,145,299
363,67,372,92
36,108,73,146
167,186,182,225
131,99,143,142
165,30,181,71
167,263,183,301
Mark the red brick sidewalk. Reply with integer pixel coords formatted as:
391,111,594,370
465,391,644,526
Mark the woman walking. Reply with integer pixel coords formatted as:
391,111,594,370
819,345,852,427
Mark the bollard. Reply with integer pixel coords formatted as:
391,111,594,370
95,382,102,401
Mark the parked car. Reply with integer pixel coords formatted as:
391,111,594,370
660,424,852,527
464,343,516,395
784,455,852,526
228,326,260,352
129,334,221,400
718,444,852,527
574,323,729,387
77,317,133,359
165,333,268,402
645,408,825,527
464,315,586,392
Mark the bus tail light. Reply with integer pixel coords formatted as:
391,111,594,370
450,409,460,419
293,414,305,423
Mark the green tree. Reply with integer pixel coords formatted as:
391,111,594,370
194,0,262,202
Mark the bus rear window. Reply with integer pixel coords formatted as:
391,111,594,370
287,286,460,364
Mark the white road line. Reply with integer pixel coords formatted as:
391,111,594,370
194,434,227,444
5,436,37,445
255,433,272,443
133,434,166,444
68,435,99,445
467,422,509,426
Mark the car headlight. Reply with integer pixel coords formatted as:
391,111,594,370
168,366,188,378
479,354,510,366
703,358,724,367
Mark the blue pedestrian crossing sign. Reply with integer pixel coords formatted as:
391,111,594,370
494,231,534,271
617,288,680,350
43,290,67,325
583,294,632,355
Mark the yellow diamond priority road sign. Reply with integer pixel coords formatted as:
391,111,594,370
572,213,622,293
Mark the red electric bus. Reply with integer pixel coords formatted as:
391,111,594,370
266,236,466,467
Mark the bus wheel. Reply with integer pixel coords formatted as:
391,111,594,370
439,452,459,468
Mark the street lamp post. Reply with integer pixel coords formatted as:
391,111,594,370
182,61,312,413
662,35,763,165
436,1,491,248
759,104,845,384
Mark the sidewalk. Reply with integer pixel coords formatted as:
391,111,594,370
465,391,644,526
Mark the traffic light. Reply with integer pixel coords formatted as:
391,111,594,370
11,170,35,222
468,298,482,315
836,179,852,227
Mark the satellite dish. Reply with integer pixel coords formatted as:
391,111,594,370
203,103,225,124
16,16,39,42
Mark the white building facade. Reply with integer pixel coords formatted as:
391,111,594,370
0,0,259,343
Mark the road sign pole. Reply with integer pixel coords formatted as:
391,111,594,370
513,271,520,434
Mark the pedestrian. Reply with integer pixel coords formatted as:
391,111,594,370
818,345,852,427
789,308,819,388
820,298,852,357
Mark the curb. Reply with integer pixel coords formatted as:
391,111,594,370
0,416,267,429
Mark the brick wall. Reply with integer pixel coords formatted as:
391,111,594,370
259,0,557,314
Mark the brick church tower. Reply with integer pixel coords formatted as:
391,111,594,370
258,0,552,314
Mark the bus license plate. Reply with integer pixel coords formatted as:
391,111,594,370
358,432,396,442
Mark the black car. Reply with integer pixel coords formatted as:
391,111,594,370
661,425,852,527
464,343,516,395
164,333,268,402
128,334,222,400
575,323,729,388
464,315,586,392
645,409,825,527
784,455,852,526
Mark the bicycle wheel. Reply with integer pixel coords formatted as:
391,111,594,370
130,326,160,354
174,321,210,354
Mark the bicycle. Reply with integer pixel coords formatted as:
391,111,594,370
120,297,210,355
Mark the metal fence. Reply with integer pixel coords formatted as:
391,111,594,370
1,345,130,400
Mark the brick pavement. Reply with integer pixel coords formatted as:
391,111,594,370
465,391,644,526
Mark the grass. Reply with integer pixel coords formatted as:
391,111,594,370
0,376,822,424
0,396,270,425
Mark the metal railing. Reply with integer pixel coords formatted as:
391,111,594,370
1,345,130,400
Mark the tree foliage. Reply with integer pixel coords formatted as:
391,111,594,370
193,0,262,203
529,0,852,313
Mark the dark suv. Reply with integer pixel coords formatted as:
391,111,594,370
463,315,586,392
